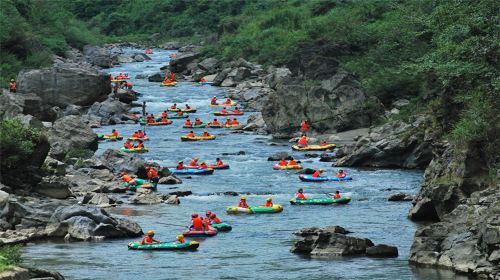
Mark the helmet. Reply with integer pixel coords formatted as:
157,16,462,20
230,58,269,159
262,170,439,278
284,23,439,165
176,235,184,240
194,157,198,160
10,79,14,82
147,230,155,236
266,197,272,201
339,169,344,172
240,196,246,200
178,161,183,163
213,96,216,98
206,211,212,216
298,188,303,193
191,213,198,218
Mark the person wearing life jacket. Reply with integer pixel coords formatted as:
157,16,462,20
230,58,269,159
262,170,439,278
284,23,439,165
238,196,249,208
202,130,210,137
123,140,134,149
146,114,155,124
176,110,184,116
186,131,195,138
135,140,145,149
146,166,159,189
333,190,342,199
216,158,224,166
297,136,308,147
176,161,184,170
233,107,241,114
190,213,204,230
131,131,139,138
232,118,239,125
137,130,145,138
225,118,232,126
336,169,347,178
170,103,177,110
124,73,129,79
289,158,298,166
184,119,192,127
221,107,228,114
194,118,202,126
210,96,217,105
120,171,136,186
161,115,169,123
141,230,160,244
117,73,123,80
111,129,119,137
212,119,220,126
278,159,287,166
145,48,152,54
189,157,199,167
264,197,273,207
203,211,212,228
185,104,191,110
199,162,208,169
300,119,309,134
321,140,328,146
312,169,324,178
169,71,175,82
224,98,232,105
8,79,17,93
108,74,113,81
210,213,221,224
126,82,133,89
295,188,308,200
161,111,168,118
200,77,207,83
176,234,185,244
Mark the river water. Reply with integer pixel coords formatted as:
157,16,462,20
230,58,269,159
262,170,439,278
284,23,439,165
23,49,463,280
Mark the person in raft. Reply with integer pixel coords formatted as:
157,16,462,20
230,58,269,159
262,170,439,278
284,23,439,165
203,211,212,227
135,140,145,149
295,188,308,200
232,118,239,125
199,162,208,169
176,234,185,244
300,119,309,134
170,103,177,110
146,114,155,124
264,197,273,207
321,139,328,146
194,118,203,126
169,71,175,82
184,119,192,127
176,110,184,116
120,171,137,186
210,119,221,126
190,213,204,230
141,230,160,244
238,196,249,208
161,115,169,123
224,98,232,105
210,96,217,105
161,111,168,118
215,158,224,166
221,107,228,114
297,135,308,147
278,158,288,166
111,129,119,137
137,130,146,138
336,169,347,178
131,131,139,138
176,161,184,170
146,166,159,189
333,190,342,199
202,130,211,137
185,104,191,110
186,131,195,138
225,118,232,126
123,139,134,149
233,107,241,114
8,79,17,93
200,77,207,83
312,169,324,178
210,213,222,224
289,157,298,165
189,157,199,167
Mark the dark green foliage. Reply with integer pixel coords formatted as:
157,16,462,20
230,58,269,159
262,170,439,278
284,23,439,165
0,244,22,272
0,119,42,170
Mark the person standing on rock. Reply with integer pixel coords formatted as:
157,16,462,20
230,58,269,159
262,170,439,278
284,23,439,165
8,79,16,93
169,71,176,82
300,119,309,135
146,166,159,189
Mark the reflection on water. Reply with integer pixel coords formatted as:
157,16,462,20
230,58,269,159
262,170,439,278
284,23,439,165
22,48,458,280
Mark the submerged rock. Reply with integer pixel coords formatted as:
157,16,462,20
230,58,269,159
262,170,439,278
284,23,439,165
267,152,292,161
388,192,413,201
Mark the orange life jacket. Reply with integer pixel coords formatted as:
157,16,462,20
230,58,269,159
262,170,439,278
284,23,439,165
298,137,308,145
147,168,158,179
265,202,273,207
312,170,321,177
187,132,195,138
191,217,203,229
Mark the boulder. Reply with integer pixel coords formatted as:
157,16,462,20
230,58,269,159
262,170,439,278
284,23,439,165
388,192,413,201
48,115,98,161
36,176,75,199
169,52,201,74
83,45,113,68
114,55,134,63
87,98,131,125
17,62,110,110
129,192,169,205
366,244,399,257
0,266,30,280
165,195,180,204
158,175,182,185
212,68,231,86
99,149,147,174
267,152,293,161
319,153,336,162
133,55,145,62
220,77,236,87
242,113,267,133
168,191,192,197
81,193,116,207
233,67,251,82
162,42,180,50
148,72,166,82
28,267,65,280
198,57,219,72
266,67,292,90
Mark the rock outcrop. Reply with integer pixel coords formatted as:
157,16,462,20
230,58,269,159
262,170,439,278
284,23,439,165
291,226,398,258
83,45,113,68
48,116,98,161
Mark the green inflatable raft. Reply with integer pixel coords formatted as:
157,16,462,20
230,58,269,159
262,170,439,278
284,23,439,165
226,204,283,214
128,241,199,250
289,196,351,205
211,223,232,232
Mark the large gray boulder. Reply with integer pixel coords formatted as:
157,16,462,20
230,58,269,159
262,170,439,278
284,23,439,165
198,57,219,72
169,52,201,74
36,176,75,199
83,45,113,68
87,98,131,125
262,73,382,138
99,149,147,174
17,62,110,109
148,72,166,82
48,115,98,161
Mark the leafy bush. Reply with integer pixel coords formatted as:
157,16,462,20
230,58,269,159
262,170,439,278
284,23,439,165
0,119,43,170
0,245,22,272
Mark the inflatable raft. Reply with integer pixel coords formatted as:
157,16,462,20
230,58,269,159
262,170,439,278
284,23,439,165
168,108,197,113
214,112,244,116
160,82,177,87
224,124,239,128
298,174,352,182
128,241,199,250
168,114,189,119
120,147,149,153
291,144,336,151
147,120,172,126
184,164,229,170
209,101,237,107
128,137,149,141
183,226,218,237
273,164,302,170
207,123,223,128
180,135,216,141
173,168,214,175
183,123,207,129
226,204,283,214
211,223,232,232
97,134,123,141
110,79,129,82
290,196,351,205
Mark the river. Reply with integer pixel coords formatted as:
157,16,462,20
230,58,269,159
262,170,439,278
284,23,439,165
22,49,464,280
